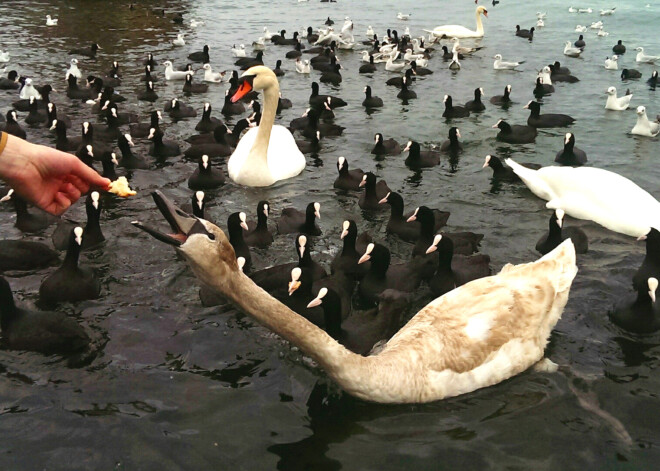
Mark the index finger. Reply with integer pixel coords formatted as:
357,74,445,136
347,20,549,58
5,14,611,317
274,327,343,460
69,158,112,190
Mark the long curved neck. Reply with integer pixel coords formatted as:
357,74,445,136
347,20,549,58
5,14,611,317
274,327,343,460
219,269,365,379
248,76,279,163
475,10,484,34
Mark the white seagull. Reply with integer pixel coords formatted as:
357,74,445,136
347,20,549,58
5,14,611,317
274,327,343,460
605,86,632,111
493,54,525,70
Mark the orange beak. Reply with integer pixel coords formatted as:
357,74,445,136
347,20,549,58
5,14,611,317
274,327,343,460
231,80,253,103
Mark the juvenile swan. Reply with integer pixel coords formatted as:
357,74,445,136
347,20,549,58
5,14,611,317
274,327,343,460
134,191,578,404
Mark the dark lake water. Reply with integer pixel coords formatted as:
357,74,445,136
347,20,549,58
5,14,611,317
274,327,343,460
1,0,660,469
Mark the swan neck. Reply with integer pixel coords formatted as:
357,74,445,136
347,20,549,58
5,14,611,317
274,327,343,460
475,10,484,34
220,270,363,375
249,77,279,162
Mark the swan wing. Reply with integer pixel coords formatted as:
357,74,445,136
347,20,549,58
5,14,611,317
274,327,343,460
377,240,577,402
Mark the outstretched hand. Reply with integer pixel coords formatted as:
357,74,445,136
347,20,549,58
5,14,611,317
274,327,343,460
0,134,111,215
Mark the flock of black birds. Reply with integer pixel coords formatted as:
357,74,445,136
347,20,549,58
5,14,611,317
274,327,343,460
0,3,659,364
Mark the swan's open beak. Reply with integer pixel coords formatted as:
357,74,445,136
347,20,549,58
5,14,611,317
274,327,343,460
132,191,213,247
230,75,255,103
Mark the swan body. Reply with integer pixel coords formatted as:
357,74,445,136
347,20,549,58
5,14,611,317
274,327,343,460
397,12,410,20
575,25,587,33
536,19,545,28
136,193,578,404
597,29,609,37
600,8,616,15
605,86,632,110
636,47,660,63
604,56,618,70
46,15,58,26
631,106,660,137
227,66,305,187
428,6,487,39
590,21,603,29
0,50,9,62
506,158,660,237
493,54,524,70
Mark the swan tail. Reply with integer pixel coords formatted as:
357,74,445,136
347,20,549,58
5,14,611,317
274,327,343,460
539,239,578,293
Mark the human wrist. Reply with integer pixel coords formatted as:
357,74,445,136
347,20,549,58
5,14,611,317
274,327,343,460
0,134,33,188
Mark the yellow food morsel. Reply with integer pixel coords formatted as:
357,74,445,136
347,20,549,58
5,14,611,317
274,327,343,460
107,177,136,197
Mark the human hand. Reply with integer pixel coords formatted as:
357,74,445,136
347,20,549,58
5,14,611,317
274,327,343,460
0,134,111,215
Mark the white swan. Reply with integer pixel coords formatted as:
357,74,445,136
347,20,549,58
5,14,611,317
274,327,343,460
397,12,411,20
163,61,190,81
135,193,578,404
366,25,375,37
600,8,616,15
46,15,58,26
590,21,603,29
427,6,488,39
575,25,587,32
506,159,660,237
604,55,618,70
536,19,545,28
227,66,305,187
631,106,660,137
636,47,660,64
605,86,632,110
597,28,609,37
0,50,9,63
